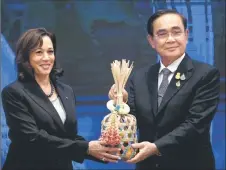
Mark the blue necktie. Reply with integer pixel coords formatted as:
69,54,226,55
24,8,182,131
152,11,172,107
158,68,171,107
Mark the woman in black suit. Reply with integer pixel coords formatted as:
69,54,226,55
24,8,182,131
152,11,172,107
1,28,120,170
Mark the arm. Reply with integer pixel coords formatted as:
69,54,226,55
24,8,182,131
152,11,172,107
2,86,88,163
69,86,120,163
154,68,220,155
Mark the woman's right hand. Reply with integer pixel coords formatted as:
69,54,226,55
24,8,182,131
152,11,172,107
88,140,121,163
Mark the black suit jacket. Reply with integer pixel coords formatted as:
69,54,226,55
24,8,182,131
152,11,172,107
1,79,89,170
127,55,220,170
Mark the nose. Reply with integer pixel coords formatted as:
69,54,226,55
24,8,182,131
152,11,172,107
166,33,176,42
42,52,50,60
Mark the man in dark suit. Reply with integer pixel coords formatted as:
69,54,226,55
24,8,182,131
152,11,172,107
109,9,220,170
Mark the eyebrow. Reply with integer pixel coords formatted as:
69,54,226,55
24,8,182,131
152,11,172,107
34,47,54,51
171,26,182,30
156,26,182,33
156,29,168,35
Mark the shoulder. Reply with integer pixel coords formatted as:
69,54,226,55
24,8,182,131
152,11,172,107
192,59,217,71
55,80,76,102
129,63,157,83
2,80,24,94
131,64,153,78
191,59,220,77
1,80,24,100
55,80,74,92
136,65,151,75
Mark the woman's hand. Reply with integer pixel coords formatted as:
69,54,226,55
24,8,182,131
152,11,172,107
88,140,121,163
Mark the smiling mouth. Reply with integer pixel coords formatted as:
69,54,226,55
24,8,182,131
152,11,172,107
166,47,178,50
40,64,51,69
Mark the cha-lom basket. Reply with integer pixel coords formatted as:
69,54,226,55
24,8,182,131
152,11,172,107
99,60,138,161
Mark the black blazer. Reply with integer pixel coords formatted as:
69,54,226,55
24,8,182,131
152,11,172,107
127,55,220,170
1,79,89,170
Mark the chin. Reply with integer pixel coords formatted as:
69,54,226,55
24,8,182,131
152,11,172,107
42,68,53,74
166,51,182,58
44,71,52,75
38,71,52,77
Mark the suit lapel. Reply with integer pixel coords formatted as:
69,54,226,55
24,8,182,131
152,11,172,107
23,81,66,132
157,55,194,115
147,63,160,117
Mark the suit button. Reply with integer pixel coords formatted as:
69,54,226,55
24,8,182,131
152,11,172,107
156,164,160,168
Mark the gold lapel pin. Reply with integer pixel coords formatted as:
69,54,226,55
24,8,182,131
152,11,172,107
175,72,181,80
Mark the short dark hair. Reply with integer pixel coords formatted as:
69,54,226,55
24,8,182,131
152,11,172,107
16,28,63,81
147,9,187,36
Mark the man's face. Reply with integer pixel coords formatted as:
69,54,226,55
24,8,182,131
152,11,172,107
148,14,188,62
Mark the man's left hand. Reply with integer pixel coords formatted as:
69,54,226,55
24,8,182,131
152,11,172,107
126,142,159,163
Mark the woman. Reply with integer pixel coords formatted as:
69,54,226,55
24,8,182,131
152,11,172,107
1,28,120,170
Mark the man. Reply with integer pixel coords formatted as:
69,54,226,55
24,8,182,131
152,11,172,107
109,9,220,170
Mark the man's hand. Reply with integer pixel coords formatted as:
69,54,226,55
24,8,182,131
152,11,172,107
126,142,160,163
108,84,128,103
88,140,121,163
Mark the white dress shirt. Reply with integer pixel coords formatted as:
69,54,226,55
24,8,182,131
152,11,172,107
158,53,185,89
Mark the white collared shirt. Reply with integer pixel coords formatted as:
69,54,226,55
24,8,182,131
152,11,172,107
158,53,185,89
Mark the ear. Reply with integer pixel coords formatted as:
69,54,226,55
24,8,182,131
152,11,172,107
185,29,189,44
147,35,156,49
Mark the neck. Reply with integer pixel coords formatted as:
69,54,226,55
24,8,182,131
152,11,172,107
35,75,51,87
161,58,173,67
160,53,185,67
160,55,181,67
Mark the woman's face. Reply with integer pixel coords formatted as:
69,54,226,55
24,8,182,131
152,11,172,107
29,36,55,78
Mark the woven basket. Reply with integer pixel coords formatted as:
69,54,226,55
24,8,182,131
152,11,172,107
100,102,138,161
